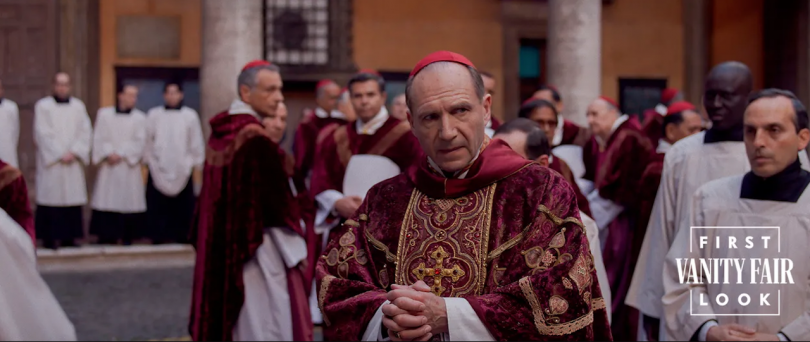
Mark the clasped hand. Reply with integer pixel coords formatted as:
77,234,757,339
382,280,447,341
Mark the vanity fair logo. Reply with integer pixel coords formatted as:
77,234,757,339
677,226,794,317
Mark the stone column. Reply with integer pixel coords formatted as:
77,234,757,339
683,0,712,106
547,0,601,127
200,0,264,138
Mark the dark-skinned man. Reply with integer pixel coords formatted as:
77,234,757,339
627,61,756,341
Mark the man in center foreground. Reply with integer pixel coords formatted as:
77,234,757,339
316,51,611,341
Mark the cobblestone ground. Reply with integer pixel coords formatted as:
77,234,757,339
41,266,324,341
42,266,194,341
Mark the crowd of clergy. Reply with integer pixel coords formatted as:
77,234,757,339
1,49,809,341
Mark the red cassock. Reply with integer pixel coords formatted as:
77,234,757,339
549,156,592,217
189,112,316,341
489,116,502,130
581,116,653,341
560,119,592,147
316,140,612,341
292,109,347,180
309,116,422,197
641,109,664,150
0,159,34,244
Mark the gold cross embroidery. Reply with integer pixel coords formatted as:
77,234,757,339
412,246,466,296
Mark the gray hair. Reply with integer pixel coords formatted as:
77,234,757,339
404,62,485,114
237,64,280,94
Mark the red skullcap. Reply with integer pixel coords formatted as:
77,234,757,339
666,101,696,116
409,51,476,78
546,85,559,93
358,69,381,76
661,88,679,104
341,87,349,94
522,97,536,106
599,96,619,108
316,79,335,90
241,60,272,72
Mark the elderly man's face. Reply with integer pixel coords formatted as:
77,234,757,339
586,99,619,140
263,102,288,144
409,63,491,173
316,83,341,113
390,93,408,121
242,69,284,118
744,96,810,178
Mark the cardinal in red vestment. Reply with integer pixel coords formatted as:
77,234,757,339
292,79,349,181
189,60,315,342
530,85,591,147
309,71,422,227
0,159,34,244
641,88,683,150
581,96,653,340
316,51,611,341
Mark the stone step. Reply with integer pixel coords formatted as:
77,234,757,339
37,244,196,273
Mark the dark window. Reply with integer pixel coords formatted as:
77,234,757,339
266,0,329,66
518,38,547,103
618,78,668,121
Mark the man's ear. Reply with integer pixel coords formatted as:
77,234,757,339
482,93,492,124
238,84,251,103
407,110,413,126
665,123,677,142
798,128,810,151
536,154,550,167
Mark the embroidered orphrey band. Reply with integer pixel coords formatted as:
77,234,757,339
519,276,595,336
318,275,335,326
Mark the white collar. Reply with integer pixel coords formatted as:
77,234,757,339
355,106,389,135
228,99,260,120
596,114,629,147
426,140,485,180
657,139,672,154
552,114,564,146
655,103,668,116
315,107,348,120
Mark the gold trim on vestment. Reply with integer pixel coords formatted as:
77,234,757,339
486,224,531,262
393,184,496,297
365,229,397,263
592,297,606,311
537,204,585,233
394,188,420,285
318,275,335,326
519,276,595,336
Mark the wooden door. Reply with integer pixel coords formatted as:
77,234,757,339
0,0,58,194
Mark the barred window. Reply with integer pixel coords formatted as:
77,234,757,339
266,0,329,66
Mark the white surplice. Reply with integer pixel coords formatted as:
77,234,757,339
33,96,92,206
662,175,810,341
0,207,76,341
144,106,205,196
90,107,147,213
233,180,308,341
625,132,750,322
0,98,20,168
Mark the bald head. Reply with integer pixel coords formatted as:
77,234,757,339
704,61,753,131
53,72,71,98
406,61,492,173
586,97,621,141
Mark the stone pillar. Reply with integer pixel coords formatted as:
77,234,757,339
547,0,601,127
200,0,264,138
683,0,712,106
